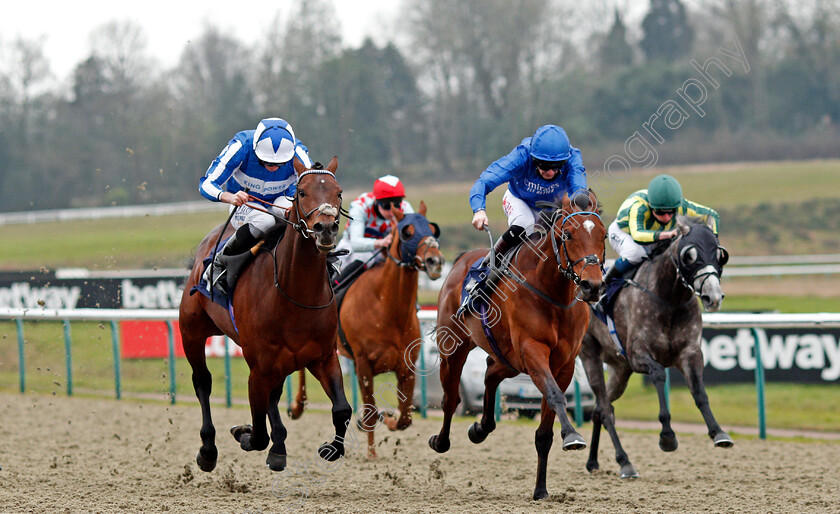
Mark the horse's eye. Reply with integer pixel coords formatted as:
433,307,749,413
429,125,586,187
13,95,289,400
563,230,572,240
717,246,729,266
681,246,698,265
299,190,305,198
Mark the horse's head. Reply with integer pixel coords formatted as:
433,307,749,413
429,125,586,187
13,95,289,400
390,201,444,279
674,215,729,312
538,192,606,302
291,156,343,254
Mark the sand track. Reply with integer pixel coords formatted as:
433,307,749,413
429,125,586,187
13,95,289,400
1,393,838,513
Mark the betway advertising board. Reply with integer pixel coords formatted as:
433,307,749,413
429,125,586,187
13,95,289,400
697,327,840,384
0,270,241,358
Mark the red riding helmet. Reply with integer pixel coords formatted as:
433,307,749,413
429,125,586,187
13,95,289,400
373,175,405,199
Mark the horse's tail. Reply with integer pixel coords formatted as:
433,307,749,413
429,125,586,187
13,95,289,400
184,250,197,270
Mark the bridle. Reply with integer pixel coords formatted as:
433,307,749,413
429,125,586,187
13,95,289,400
385,235,440,271
548,210,604,286
245,169,350,239
503,207,605,309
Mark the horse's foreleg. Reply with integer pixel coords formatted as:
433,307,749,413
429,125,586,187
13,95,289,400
468,357,510,445
678,351,733,448
266,384,288,471
288,371,307,419
597,363,638,478
185,336,218,472
233,369,271,452
384,365,416,432
580,345,606,474
353,358,380,458
309,354,352,462
522,340,586,452
429,339,471,454
638,357,678,452
533,397,555,500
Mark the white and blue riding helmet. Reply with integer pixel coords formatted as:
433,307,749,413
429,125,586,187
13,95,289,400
253,118,296,164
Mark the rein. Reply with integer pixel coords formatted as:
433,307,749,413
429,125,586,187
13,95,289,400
622,242,698,309
258,168,343,310
504,209,603,310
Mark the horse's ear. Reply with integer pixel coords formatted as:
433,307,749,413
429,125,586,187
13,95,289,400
418,200,427,216
561,193,572,211
327,156,338,173
676,216,691,236
293,157,308,175
393,208,405,222
571,191,591,211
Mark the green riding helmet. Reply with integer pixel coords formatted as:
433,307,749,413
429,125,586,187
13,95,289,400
647,174,683,210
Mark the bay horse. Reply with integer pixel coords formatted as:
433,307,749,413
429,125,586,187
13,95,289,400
429,192,606,501
289,202,444,458
580,215,733,479
178,156,352,473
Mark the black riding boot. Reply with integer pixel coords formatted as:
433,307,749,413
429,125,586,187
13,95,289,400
591,260,630,315
480,225,526,291
204,224,259,294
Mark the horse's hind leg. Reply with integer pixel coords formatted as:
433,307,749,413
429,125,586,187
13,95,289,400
266,383,288,471
309,353,353,462
600,363,638,478
181,311,219,472
428,335,471,454
677,352,733,448
637,356,678,452
468,357,513,445
288,371,306,419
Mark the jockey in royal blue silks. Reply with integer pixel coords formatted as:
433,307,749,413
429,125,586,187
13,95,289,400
199,117,312,293
469,124,588,265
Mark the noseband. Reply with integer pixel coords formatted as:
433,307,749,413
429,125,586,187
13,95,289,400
289,169,347,238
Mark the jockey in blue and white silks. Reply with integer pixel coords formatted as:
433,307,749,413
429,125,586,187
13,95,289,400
469,124,588,263
200,117,312,292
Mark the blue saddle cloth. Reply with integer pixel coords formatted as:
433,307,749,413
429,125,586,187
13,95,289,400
459,258,491,309
589,277,625,325
189,238,238,331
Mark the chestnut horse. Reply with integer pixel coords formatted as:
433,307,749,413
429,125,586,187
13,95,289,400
179,156,352,473
289,202,444,458
429,192,606,500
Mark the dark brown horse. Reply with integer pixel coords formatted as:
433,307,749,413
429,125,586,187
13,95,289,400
179,156,351,473
580,215,732,479
289,202,444,458
429,192,606,500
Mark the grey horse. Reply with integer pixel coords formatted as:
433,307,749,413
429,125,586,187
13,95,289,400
580,216,733,479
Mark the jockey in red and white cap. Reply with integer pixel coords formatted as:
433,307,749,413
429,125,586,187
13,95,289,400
334,175,414,281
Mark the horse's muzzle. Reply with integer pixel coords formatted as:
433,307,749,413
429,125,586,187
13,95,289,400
425,255,444,280
577,279,600,302
313,220,340,253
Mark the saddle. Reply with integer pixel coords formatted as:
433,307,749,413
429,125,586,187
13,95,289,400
456,246,519,318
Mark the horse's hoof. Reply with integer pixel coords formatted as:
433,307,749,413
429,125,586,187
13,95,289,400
428,435,450,453
585,460,599,473
533,488,549,501
714,432,734,448
195,449,217,473
318,442,344,462
467,422,488,444
619,464,639,479
562,433,587,451
659,434,678,452
266,452,287,471
230,425,252,442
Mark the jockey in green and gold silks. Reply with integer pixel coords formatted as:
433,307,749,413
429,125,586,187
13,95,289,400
606,174,719,283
